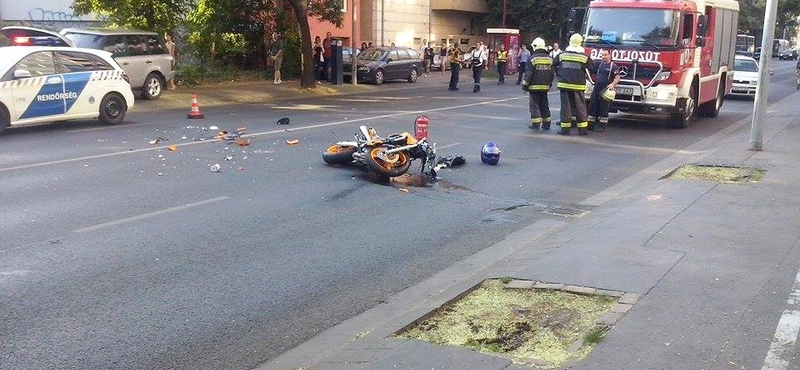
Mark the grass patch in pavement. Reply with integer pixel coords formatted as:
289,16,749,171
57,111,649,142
666,164,764,183
397,279,617,368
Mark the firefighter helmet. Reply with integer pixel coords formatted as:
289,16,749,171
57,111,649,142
602,87,616,101
569,33,584,47
531,37,546,51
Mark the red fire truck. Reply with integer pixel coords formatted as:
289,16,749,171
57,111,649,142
570,0,739,128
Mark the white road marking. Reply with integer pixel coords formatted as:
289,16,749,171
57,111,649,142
436,142,462,150
761,269,800,370
73,196,230,233
0,96,525,174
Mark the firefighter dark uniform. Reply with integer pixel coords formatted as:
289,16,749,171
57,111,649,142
588,60,620,132
496,48,508,84
522,38,554,131
448,45,463,91
554,34,597,136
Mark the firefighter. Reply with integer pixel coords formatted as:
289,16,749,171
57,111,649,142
522,37,554,131
496,44,508,85
448,43,463,91
554,33,597,136
588,49,621,132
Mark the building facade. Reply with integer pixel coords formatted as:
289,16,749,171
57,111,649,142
308,0,488,49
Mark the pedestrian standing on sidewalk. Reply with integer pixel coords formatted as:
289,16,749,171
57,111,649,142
587,49,620,132
554,33,596,136
313,36,324,82
550,42,562,59
440,44,449,75
424,44,435,77
164,33,178,91
516,44,531,85
448,43,463,91
421,39,430,77
322,32,332,81
496,44,508,85
269,32,283,85
522,37,554,131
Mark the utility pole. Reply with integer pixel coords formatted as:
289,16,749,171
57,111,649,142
381,0,385,46
750,0,780,151
502,0,507,28
352,0,358,85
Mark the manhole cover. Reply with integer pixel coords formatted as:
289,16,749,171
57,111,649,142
541,206,590,218
663,164,764,183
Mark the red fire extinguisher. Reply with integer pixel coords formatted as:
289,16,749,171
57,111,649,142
414,115,429,140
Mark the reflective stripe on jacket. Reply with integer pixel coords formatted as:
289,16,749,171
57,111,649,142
523,51,554,92
554,50,596,91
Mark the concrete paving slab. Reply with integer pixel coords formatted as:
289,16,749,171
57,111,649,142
366,340,511,370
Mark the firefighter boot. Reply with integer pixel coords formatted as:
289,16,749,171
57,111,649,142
588,116,597,131
542,118,551,131
578,127,589,136
558,125,571,135
530,118,541,130
596,118,608,132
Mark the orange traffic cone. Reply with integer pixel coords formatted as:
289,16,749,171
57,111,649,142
187,95,205,119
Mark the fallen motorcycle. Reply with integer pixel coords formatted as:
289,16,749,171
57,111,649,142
323,126,438,178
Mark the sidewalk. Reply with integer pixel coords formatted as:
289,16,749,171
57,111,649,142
134,74,453,113
257,91,800,370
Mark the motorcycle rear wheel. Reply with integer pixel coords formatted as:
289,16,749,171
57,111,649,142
323,145,357,165
366,145,411,177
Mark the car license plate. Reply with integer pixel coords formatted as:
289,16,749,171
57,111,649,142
616,86,636,96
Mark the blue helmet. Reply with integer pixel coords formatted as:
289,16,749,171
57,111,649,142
481,142,501,165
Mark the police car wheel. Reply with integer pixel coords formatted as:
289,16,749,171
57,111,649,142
99,93,127,125
0,104,9,135
142,73,163,100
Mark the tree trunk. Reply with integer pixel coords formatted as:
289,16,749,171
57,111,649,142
287,0,316,89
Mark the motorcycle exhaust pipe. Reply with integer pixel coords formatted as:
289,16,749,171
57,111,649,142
385,144,418,154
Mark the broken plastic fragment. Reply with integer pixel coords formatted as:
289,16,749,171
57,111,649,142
236,139,251,147
210,164,221,172
168,145,178,152
286,139,300,145
399,188,409,193
209,125,219,130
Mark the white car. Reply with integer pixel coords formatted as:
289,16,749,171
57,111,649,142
0,46,134,135
730,55,759,97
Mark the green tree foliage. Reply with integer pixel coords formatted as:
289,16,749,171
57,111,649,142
484,0,590,45
72,0,189,35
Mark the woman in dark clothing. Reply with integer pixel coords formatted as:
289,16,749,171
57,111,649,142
313,36,324,81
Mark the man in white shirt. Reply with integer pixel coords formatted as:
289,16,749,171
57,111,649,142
549,42,562,59
465,42,488,93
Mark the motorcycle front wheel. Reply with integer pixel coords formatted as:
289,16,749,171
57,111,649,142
366,145,411,177
323,145,357,165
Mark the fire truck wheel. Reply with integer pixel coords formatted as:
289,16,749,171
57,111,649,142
700,78,725,118
670,83,697,129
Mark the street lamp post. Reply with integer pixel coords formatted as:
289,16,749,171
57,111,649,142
352,0,358,85
750,0,780,151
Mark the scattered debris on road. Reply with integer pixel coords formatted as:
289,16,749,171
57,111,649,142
210,164,221,173
168,145,178,152
277,117,290,125
286,139,300,145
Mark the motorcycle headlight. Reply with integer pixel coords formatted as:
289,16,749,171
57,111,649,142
655,71,671,81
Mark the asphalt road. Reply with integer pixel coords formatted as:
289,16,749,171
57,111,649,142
1,60,797,370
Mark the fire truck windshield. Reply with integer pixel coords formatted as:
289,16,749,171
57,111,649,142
584,9,681,47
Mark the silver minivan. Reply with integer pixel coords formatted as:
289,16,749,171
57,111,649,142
61,29,174,100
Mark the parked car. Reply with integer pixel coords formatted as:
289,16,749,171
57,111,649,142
779,49,798,61
729,55,760,97
0,46,134,134
343,47,422,84
1,26,73,47
61,29,174,100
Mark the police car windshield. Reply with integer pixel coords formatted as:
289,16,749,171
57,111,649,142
585,9,680,47
358,49,387,61
735,58,759,72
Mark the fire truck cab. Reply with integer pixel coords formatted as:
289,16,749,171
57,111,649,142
570,0,739,128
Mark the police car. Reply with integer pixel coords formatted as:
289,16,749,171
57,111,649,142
0,46,134,135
